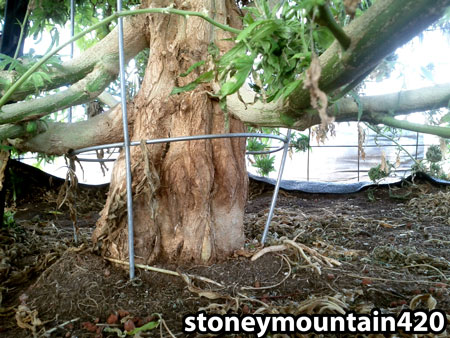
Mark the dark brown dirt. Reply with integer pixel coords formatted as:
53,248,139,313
1,161,449,337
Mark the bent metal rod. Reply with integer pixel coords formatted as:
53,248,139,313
70,131,291,279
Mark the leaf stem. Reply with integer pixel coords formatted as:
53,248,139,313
368,113,450,139
318,4,351,50
13,6,30,60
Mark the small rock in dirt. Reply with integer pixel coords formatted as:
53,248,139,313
82,322,98,333
361,278,373,286
104,268,111,277
118,309,130,318
107,313,118,324
124,319,135,332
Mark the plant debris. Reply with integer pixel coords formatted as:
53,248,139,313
1,168,449,337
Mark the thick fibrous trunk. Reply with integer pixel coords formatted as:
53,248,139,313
92,0,247,264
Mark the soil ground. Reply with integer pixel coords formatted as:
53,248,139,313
0,160,449,337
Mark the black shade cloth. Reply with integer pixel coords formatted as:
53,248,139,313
249,172,450,194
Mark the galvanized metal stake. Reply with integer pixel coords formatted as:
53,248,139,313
69,0,77,243
261,129,291,245
68,0,74,124
117,0,135,280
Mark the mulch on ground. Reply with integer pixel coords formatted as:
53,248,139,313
1,162,449,337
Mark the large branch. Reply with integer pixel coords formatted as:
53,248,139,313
0,62,117,124
230,83,450,136
333,83,450,121
0,14,147,101
11,104,126,155
228,0,450,124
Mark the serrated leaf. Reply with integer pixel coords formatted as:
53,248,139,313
179,60,205,77
242,9,258,25
248,21,278,43
260,41,272,53
237,19,269,42
220,77,243,98
0,53,26,72
247,138,266,152
30,73,45,89
35,71,52,82
219,43,247,68
219,55,254,98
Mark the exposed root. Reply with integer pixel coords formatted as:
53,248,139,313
251,238,341,275
345,273,449,286
403,263,448,281
250,244,287,261
104,257,179,277
105,257,225,288
56,156,80,243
